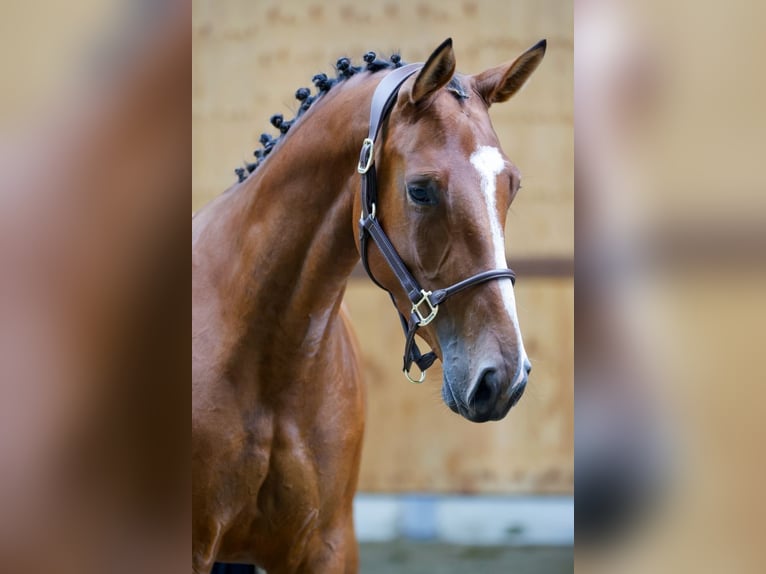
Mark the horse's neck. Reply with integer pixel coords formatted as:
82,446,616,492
196,80,373,357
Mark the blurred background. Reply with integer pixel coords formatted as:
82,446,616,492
193,0,573,571
576,0,766,572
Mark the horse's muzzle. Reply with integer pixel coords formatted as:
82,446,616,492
444,358,531,422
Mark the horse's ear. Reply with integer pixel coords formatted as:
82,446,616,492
474,39,547,106
409,38,456,105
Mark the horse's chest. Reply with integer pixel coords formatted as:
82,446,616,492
221,423,325,564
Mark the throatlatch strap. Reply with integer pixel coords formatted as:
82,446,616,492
391,297,437,373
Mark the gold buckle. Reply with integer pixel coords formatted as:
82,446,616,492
357,138,374,174
412,290,438,326
404,364,426,384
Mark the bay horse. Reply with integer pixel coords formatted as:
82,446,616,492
192,38,546,573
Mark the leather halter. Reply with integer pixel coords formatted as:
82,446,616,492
357,64,516,383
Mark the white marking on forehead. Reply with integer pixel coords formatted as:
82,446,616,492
469,146,528,382
470,145,505,181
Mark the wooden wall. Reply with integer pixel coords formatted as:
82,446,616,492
193,0,573,494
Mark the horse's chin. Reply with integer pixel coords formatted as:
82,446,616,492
441,378,460,415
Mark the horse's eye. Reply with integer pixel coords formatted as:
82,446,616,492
407,184,438,206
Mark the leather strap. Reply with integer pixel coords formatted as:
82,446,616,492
361,215,423,303
400,268,515,376
356,65,519,383
359,63,422,219
430,268,515,305
367,64,422,147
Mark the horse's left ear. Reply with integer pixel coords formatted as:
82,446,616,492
409,38,456,105
474,39,547,106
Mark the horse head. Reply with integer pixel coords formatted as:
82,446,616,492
354,38,546,422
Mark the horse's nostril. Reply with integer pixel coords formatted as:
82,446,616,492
472,368,498,411
510,378,527,407
475,377,494,405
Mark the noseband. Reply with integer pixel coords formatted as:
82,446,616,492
357,64,516,383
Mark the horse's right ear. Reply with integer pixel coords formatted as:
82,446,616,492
409,38,456,105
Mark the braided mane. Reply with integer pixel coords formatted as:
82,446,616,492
235,51,407,183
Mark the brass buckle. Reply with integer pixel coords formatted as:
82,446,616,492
404,364,426,384
412,290,438,326
357,138,374,174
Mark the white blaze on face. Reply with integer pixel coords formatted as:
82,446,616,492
469,146,528,383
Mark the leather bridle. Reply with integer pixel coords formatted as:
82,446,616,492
357,64,516,383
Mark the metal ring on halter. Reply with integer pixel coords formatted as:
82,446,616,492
359,202,376,222
411,289,438,326
404,365,426,384
357,138,375,174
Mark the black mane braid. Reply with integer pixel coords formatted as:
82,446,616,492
234,51,406,182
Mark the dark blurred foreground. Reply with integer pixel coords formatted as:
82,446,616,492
0,1,188,573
